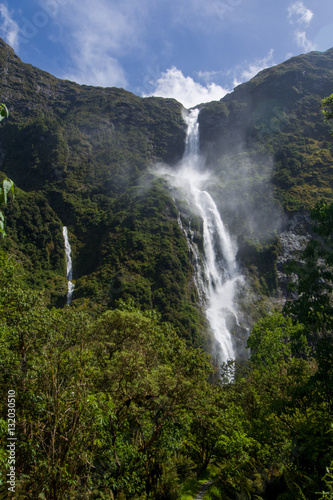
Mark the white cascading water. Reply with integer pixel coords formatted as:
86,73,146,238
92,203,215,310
62,226,75,305
159,109,244,363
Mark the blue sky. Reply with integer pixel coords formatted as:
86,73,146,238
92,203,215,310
0,0,332,107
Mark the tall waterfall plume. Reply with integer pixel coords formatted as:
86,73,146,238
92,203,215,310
158,108,245,363
63,226,75,305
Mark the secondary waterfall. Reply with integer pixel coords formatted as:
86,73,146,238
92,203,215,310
159,108,244,363
63,226,75,305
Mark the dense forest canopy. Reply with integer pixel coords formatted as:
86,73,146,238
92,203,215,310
0,205,332,499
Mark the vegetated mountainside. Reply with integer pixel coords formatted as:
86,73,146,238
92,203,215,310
200,48,333,213
0,38,207,344
198,48,333,299
0,38,333,341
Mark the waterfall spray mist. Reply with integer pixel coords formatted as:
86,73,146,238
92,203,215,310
157,109,245,364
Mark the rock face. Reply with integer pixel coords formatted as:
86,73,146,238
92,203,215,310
277,213,313,298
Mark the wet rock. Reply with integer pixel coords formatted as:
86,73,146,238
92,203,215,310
277,212,312,297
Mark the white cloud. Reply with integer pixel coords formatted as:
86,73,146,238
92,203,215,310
287,2,315,53
0,4,19,50
144,67,230,108
65,51,127,88
288,1,313,25
54,0,149,87
233,49,275,87
294,30,315,51
55,0,237,88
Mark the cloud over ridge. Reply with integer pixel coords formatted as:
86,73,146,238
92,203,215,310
144,67,230,108
287,1,315,51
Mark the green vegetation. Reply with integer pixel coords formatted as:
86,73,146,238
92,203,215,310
0,199,332,498
0,255,213,498
322,93,333,122
0,39,333,498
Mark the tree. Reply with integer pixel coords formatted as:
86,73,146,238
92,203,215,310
88,301,213,498
0,254,94,499
247,312,307,367
0,267,214,499
322,93,333,122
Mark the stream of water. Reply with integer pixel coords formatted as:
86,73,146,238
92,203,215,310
63,226,75,305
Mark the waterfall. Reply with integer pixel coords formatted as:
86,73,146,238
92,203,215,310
62,226,75,305
177,213,206,304
158,108,245,363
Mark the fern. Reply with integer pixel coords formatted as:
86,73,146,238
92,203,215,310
317,462,333,500
283,466,311,500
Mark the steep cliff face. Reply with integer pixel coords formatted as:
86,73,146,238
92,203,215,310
0,39,186,191
0,39,208,343
197,49,333,300
1,39,333,341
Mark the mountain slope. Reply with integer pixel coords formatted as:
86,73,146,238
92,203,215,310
1,39,333,342
197,49,333,300
0,38,208,344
